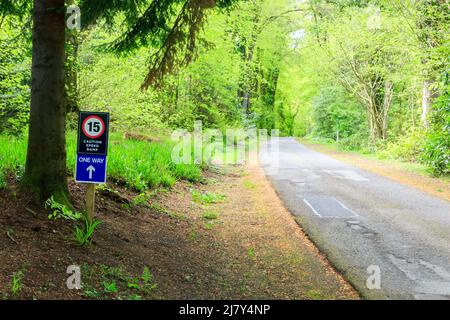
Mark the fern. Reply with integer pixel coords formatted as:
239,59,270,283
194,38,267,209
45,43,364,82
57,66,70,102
73,217,102,247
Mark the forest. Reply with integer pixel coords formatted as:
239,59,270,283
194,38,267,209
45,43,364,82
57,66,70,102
1,0,449,188
0,0,449,302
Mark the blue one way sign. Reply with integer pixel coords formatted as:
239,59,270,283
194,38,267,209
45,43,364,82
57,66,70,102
75,155,107,184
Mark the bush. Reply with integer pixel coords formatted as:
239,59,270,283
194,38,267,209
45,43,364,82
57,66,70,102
0,25,31,136
420,88,450,176
338,132,371,152
422,131,450,175
379,128,427,162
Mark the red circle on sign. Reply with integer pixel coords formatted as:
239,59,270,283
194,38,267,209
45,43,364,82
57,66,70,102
82,116,106,139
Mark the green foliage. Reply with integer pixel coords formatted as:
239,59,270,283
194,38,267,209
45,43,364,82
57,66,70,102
0,0,31,17
415,0,450,77
10,270,24,297
312,85,367,145
243,180,256,189
80,0,239,89
107,133,201,191
421,88,450,175
78,37,167,133
278,0,449,173
380,129,427,162
141,267,152,284
102,281,118,294
0,16,31,136
191,190,226,205
304,289,328,300
204,221,214,230
1,0,448,182
45,196,82,221
247,247,255,259
0,134,27,188
131,192,155,207
189,229,199,241
338,132,374,152
421,132,449,176
77,8,245,131
0,132,201,191
73,217,102,247
81,264,157,300
127,267,157,293
202,210,219,220
306,84,371,151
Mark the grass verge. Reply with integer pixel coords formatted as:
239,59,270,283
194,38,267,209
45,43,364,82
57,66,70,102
0,132,202,192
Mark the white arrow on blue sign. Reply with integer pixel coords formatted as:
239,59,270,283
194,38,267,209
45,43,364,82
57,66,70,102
75,155,107,184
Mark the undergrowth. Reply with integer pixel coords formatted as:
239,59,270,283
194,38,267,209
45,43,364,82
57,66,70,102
0,132,202,191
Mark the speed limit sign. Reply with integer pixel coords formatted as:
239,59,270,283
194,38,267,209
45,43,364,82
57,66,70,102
76,112,110,220
82,116,106,139
77,112,109,156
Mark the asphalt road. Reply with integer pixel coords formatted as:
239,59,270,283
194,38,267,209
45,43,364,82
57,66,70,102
260,138,450,300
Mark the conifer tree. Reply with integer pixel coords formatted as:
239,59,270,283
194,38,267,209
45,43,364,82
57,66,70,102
4,0,237,204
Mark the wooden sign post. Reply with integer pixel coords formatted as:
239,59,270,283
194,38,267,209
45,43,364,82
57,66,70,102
86,184,96,223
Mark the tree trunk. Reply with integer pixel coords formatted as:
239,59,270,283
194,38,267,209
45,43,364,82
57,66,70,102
236,3,261,116
24,0,70,205
382,81,394,140
242,92,251,114
421,80,432,128
240,45,256,115
65,31,80,113
65,0,79,114
364,81,393,142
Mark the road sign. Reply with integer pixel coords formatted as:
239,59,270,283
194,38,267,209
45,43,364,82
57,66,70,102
77,112,110,156
75,155,107,184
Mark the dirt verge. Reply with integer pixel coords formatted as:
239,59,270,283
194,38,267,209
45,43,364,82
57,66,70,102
0,164,358,300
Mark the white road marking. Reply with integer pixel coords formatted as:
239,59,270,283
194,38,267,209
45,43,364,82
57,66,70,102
302,197,359,218
419,260,450,280
324,170,369,182
333,197,360,217
303,199,322,218
388,254,450,299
